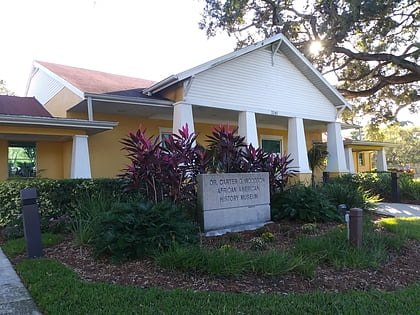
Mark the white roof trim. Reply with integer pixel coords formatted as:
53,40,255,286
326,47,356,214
0,114,118,135
144,33,351,110
84,92,173,107
30,61,85,99
344,140,398,148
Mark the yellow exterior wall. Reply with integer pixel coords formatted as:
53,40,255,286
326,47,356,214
162,84,184,102
0,140,67,181
87,113,173,178
44,87,84,118
0,140,8,181
86,117,326,179
194,122,220,145
0,126,85,137
37,142,64,179
66,111,88,119
0,110,328,182
0,124,86,181
352,151,372,173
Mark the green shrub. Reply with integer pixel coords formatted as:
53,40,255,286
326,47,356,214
331,172,417,202
294,221,405,269
70,191,120,246
1,224,24,240
321,180,379,211
400,179,420,201
93,199,199,262
270,184,341,222
0,178,130,231
157,245,310,276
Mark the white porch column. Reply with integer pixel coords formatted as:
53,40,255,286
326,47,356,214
173,101,195,135
377,149,388,171
344,147,356,174
325,122,348,173
238,111,258,147
287,117,311,173
71,135,91,178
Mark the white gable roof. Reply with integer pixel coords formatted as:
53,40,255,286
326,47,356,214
144,33,351,110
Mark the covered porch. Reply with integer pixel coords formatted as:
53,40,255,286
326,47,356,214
0,114,117,180
173,104,349,181
343,140,396,173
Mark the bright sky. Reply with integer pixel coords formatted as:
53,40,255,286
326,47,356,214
1,0,237,96
1,0,418,124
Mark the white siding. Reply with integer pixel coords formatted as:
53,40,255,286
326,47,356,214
26,69,64,105
185,49,337,122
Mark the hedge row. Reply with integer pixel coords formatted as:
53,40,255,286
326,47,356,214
0,178,129,229
329,172,416,201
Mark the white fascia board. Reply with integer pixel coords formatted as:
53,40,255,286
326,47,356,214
145,33,352,111
279,39,352,110
144,34,286,95
344,140,398,147
24,64,39,96
142,75,178,96
33,61,85,99
176,35,284,80
0,114,118,133
84,92,173,107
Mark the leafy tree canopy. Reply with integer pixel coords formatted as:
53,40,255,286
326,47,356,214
200,0,419,125
365,124,420,166
0,80,14,95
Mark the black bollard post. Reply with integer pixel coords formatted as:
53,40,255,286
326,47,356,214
391,172,401,203
349,208,363,248
20,188,43,258
323,172,330,183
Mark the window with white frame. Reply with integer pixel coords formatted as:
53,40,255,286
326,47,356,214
159,127,172,147
260,135,283,155
8,141,37,178
358,152,365,166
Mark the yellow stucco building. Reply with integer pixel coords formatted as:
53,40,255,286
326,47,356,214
1,34,390,181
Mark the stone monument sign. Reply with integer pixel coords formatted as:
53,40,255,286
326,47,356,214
197,172,270,233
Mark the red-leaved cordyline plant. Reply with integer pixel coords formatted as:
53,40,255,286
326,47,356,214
120,123,297,207
120,124,165,203
240,144,271,173
241,144,297,193
161,124,209,207
266,153,297,193
120,124,208,207
206,123,246,173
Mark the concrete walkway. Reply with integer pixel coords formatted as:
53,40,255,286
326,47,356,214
375,202,420,218
0,248,41,315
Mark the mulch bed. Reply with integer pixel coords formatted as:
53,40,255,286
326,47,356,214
7,213,420,295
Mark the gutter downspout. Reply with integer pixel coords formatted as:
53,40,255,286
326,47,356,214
87,96,93,121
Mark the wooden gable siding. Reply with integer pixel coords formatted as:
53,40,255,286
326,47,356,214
185,48,337,122
27,68,65,105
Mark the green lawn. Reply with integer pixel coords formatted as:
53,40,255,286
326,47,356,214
379,217,420,239
15,259,420,315
5,217,420,314
2,233,64,258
